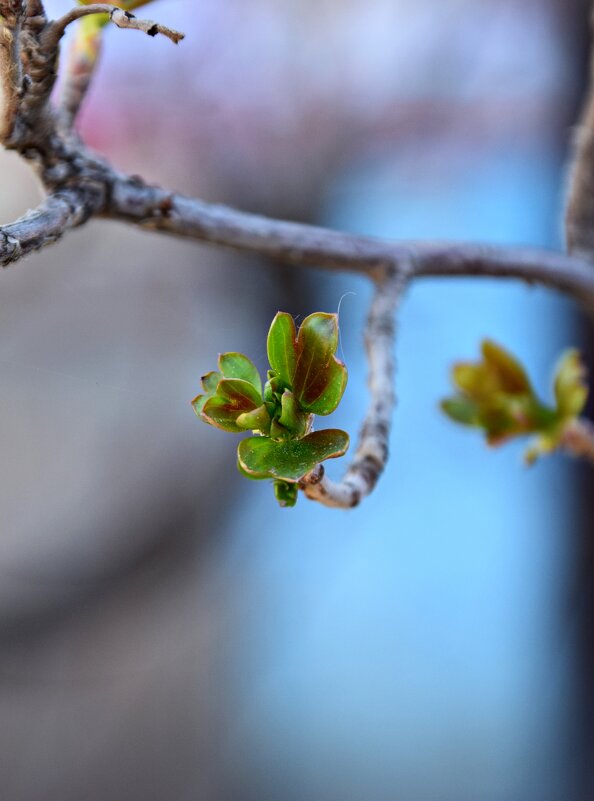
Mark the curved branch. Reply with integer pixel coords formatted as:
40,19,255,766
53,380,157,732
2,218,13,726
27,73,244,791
300,275,404,508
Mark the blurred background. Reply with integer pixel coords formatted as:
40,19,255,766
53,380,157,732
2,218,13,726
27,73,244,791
0,0,592,798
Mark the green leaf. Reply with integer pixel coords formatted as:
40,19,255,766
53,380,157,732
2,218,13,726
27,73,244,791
201,371,221,393
292,313,347,413
200,379,261,432
218,353,262,394
191,393,209,418
238,429,350,481
293,313,337,397
274,480,298,507
441,397,479,426
201,396,245,432
553,350,588,419
266,373,285,397
452,343,531,402
237,459,271,481
270,418,292,440
192,371,223,419
216,378,262,409
300,357,348,416
442,339,591,463
236,404,272,434
481,340,532,394
278,391,312,437
267,313,297,388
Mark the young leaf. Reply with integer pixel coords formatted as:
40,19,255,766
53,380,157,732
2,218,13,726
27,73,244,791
441,397,479,426
191,371,222,418
443,339,591,464
270,418,293,440
201,379,262,432
191,394,209,418
267,313,297,388
216,378,262,409
218,352,262,394
294,313,337,391
553,350,588,420
201,372,221,393
278,390,311,437
236,404,272,434
274,480,298,508
201,396,246,433
293,313,347,414
481,340,532,394
299,358,348,416
238,429,350,481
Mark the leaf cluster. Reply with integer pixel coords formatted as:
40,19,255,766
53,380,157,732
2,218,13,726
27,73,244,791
192,312,349,506
442,340,588,463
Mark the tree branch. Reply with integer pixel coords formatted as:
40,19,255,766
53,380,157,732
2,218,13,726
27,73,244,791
559,418,594,464
0,187,102,264
59,16,104,127
299,275,405,508
566,6,594,260
104,175,594,309
1,1,594,509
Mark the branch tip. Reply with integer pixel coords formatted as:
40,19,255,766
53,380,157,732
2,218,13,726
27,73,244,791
46,4,184,50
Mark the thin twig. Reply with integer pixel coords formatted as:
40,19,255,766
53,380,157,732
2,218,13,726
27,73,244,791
299,274,405,508
44,5,184,49
59,19,104,127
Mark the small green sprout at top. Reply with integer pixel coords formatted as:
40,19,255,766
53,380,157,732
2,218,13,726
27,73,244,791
192,312,350,507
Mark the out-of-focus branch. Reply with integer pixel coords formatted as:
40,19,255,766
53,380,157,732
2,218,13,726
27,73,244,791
559,418,594,464
299,275,405,508
59,13,105,127
44,5,184,50
565,5,594,258
58,2,172,126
